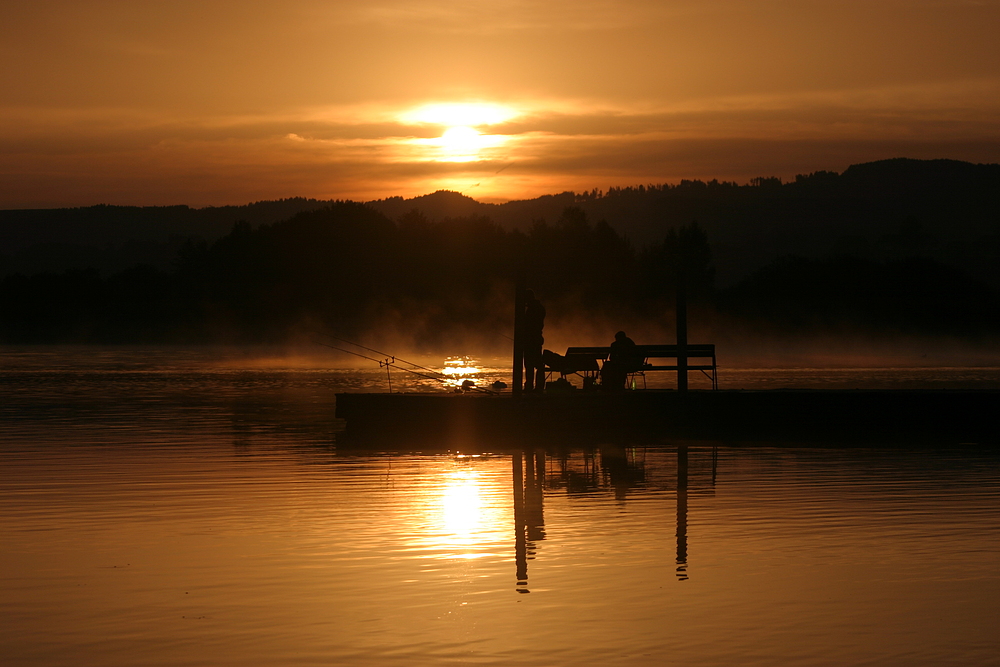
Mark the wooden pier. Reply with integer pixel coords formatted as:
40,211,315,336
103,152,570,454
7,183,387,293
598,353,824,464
335,389,999,449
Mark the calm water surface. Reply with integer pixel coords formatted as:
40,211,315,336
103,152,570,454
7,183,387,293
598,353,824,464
2,347,998,666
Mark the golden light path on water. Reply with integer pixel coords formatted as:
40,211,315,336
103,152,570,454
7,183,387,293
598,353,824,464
2,347,1000,667
440,356,487,390
392,353,508,560
404,462,513,562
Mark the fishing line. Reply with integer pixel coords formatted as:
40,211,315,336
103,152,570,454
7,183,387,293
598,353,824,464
312,339,497,394
312,340,388,366
313,331,445,378
312,340,399,392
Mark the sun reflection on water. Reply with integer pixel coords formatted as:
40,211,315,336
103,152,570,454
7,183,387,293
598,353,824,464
440,470,485,552
441,356,483,389
406,459,511,562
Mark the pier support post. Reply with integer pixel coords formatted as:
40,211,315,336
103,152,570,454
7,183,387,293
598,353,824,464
676,271,688,393
512,284,525,398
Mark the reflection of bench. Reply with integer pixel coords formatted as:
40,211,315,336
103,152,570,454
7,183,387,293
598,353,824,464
544,344,717,390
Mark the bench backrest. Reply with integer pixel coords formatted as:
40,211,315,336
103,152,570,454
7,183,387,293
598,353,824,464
635,344,715,359
564,344,715,360
564,346,610,360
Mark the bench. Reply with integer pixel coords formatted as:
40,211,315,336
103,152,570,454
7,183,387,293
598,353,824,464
542,348,606,388
633,344,718,390
544,344,717,390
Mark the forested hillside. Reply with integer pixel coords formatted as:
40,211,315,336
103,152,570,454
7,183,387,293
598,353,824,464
4,159,998,290
2,199,997,346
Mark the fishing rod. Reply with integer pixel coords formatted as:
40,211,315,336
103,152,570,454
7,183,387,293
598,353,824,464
312,340,399,392
313,337,497,395
315,339,453,392
312,340,389,367
314,331,447,379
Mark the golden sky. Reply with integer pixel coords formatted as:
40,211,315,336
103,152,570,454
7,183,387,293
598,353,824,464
2,0,998,207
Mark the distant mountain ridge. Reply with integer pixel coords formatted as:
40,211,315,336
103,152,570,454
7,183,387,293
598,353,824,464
0,199,340,251
2,158,998,287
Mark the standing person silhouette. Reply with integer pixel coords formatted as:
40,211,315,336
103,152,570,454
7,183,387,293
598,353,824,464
521,289,546,392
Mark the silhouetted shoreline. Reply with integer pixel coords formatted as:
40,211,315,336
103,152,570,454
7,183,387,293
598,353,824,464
2,159,998,346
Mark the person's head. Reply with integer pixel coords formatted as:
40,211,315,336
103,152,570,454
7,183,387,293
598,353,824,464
524,288,535,301
615,330,627,342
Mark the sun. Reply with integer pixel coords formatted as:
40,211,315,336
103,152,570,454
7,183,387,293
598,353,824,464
401,102,519,127
401,102,518,162
440,126,482,150
433,126,505,162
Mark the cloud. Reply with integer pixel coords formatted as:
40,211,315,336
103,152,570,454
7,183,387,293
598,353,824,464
2,0,998,206
4,122,998,209
315,0,703,33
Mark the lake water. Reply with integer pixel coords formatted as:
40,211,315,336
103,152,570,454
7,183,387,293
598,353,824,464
2,347,999,666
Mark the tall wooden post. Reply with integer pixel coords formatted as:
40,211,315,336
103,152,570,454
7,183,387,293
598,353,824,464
512,284,525,397
676,270,688,393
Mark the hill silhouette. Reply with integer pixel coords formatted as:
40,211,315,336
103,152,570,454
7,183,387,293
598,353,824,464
2,159,998,290
370,158,1000,288
2,193,998,346
371,190,495,221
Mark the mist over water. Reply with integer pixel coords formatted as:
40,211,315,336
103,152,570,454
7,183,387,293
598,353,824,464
2,346,999,666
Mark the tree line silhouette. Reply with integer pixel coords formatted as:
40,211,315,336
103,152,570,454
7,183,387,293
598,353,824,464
2,201,997,345
4,159,999,294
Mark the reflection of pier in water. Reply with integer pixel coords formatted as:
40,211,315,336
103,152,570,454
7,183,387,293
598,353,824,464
511,444,716,590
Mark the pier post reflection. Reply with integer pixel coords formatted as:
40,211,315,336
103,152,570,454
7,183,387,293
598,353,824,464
512,450,527,591
512,448,546,593
512,446,693,588
676,444,689,581
712,445,717,486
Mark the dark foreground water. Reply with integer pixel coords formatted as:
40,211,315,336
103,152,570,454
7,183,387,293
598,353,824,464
2,347,998,666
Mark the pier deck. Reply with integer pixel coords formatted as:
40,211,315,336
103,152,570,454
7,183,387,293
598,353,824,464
335,389,999,448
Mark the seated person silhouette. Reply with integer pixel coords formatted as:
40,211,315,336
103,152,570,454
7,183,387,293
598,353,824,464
600,331,642,391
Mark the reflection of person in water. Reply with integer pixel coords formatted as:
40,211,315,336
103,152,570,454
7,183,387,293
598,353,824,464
512,448,546,593
601,330,641,390
521,289,546,392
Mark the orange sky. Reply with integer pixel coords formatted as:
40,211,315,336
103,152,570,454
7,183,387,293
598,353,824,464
2,0,998,208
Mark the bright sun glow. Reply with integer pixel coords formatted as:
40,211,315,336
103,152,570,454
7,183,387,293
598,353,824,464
440,126,483,151
401,103,516,162
401,460,513,562
441,356,483,388
437,128,506,162
441,471,484,540
401,102,518,127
